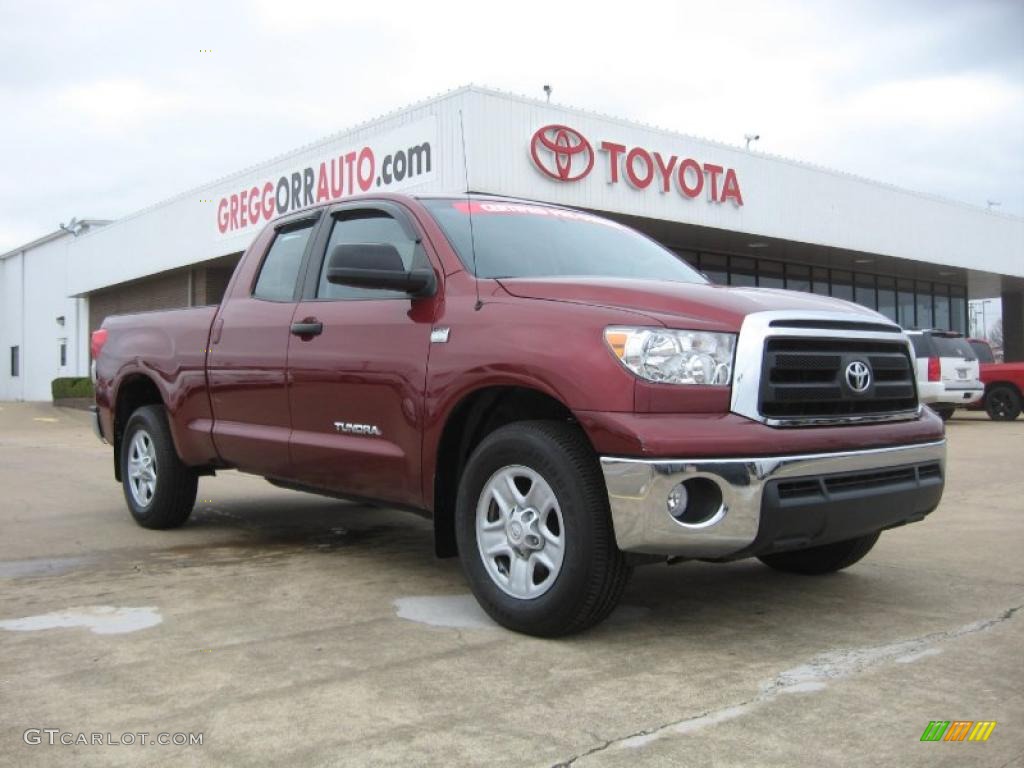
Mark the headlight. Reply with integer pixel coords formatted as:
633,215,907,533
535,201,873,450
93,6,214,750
604,327,736,386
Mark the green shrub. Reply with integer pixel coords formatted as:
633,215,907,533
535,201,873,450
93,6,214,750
51,377,94,400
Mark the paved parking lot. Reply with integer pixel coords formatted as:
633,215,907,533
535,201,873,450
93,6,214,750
0,401,1022,767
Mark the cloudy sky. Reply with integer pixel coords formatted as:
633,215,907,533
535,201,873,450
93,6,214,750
0,0,1021,252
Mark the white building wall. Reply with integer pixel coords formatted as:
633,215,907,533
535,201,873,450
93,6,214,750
0,236,89,401
1,252,25,400
68,90,474,296
462,89,1024,278
66,86,1023,297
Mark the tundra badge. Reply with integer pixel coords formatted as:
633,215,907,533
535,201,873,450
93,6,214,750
334,422,382,436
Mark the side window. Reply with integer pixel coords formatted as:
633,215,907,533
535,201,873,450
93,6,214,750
908,334,934,358
252,222,315,301
317,210,426,300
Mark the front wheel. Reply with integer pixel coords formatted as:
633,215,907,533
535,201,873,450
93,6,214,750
121,405,198,529
455,421,631,637
758,532,880,575
985,385,1022,421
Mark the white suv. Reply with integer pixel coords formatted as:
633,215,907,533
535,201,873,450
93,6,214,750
905,330,984,420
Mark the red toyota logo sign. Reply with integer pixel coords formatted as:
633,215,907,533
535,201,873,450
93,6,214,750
530,124,594,182
527,122,745,206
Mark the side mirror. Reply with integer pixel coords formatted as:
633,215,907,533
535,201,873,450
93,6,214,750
325,243,436,297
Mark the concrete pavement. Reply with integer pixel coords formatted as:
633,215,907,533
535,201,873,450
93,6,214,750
0,402,1021,766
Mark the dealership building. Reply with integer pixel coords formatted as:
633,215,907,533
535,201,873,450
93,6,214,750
2,85,1022,400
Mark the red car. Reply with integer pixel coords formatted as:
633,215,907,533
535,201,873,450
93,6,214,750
968,339,1024,420
90,194,946,636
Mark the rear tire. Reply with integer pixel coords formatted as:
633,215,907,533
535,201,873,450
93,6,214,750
121,405,198,529
985,385,1021,421
931,405,954,421
758,532,880,575
455,421,631,637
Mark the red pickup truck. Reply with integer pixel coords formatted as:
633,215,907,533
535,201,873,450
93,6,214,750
968,338,1024,420
92,194,946,636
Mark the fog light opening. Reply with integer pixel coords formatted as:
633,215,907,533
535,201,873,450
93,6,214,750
666,477,725,528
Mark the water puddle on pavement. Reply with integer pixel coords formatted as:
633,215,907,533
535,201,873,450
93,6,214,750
394,595,497,629
0,606,162,635
0,556,93,579
393,595,651,630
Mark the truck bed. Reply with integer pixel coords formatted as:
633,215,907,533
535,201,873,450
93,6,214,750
95,306,219,465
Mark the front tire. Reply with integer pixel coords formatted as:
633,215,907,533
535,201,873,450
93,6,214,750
758,532,880,575
121,405,198,529
985,385,1022,421
455,421,631,637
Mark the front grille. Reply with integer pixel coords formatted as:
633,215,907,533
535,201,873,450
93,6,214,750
760,337,917,421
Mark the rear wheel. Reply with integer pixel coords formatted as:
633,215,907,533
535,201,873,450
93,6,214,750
985,385,1022,421
121,405,198,529
455,421,631,637
758,532,880,575
931,405,954,421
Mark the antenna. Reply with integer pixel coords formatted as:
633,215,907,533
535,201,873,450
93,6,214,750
458,109,482,310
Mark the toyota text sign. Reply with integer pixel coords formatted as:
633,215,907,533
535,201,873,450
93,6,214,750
530,124,743,206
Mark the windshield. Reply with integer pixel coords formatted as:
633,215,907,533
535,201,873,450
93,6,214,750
423,199,706,284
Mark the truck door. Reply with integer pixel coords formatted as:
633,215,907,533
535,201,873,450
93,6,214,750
207,212,321,477
285,202,438,508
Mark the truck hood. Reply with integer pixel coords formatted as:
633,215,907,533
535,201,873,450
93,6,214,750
496,277,884,331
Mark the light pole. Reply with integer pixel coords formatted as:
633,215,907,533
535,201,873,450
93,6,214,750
976,299,994,339
744,133,760,151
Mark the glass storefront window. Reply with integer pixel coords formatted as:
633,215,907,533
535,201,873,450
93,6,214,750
812,268,830,295
700,253,728,285
934,285,950,331
758,260,784,289
786,264,811,293
831,270,853,301
898,279,915,328
676,250,700,269
730,256,756,287
877,277,897,322
854,273,877,310
950,286,966,334
654,247,969,336
916,282,934,328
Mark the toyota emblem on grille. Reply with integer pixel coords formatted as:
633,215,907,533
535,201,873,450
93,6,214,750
845,360,871,393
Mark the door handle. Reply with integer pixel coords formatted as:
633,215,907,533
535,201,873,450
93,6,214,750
290,320,323,337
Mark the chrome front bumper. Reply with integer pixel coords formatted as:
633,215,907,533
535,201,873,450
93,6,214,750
601,440,946,558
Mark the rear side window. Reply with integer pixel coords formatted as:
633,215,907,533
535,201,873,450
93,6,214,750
907,334,934,358
252,222,315,301
970,340,995,363
933,336,976,360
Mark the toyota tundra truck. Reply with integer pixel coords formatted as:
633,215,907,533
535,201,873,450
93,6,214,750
91,194,946,636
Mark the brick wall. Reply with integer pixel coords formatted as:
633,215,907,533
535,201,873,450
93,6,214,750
88,269,190,334
88,258,242,334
